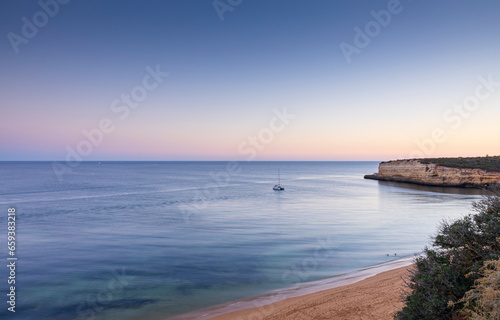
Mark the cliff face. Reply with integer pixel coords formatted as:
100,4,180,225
364,159,500,188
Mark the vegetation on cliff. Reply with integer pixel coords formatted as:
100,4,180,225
395,193,500,320
459,259,500,319
418,156,500,173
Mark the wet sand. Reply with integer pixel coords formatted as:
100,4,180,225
207,265,411,320
168,257,415,320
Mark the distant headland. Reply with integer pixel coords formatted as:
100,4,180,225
364,156,500,188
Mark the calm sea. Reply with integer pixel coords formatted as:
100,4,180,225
0,161,483,320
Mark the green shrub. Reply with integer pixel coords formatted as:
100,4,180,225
395,193,500,319
418,156,500,173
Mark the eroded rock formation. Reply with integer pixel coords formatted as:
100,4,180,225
364,159,500,188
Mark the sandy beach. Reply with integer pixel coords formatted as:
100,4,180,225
206,265,412,320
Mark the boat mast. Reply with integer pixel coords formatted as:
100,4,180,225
278,169,280,185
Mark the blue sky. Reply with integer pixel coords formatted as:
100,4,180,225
1,0,500,160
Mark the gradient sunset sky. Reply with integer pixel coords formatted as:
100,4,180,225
1,0,500,161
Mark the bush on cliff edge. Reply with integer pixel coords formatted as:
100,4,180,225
459,258,500,319
394,193,500,320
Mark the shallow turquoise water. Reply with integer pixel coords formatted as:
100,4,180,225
0,161,482,319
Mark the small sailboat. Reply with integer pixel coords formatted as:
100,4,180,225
273,169,285,191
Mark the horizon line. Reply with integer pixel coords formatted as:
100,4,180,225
0,159,385,162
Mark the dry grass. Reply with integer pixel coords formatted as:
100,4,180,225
459,255,500,319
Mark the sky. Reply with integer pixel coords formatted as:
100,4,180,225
1,0,500,161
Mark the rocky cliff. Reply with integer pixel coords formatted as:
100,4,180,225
364,159,500,188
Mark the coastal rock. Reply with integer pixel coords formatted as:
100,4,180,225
364,159,500,188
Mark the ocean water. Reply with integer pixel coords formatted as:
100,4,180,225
0,161,483,320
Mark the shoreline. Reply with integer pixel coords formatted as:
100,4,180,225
167,255,416,320
364,173,489,189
